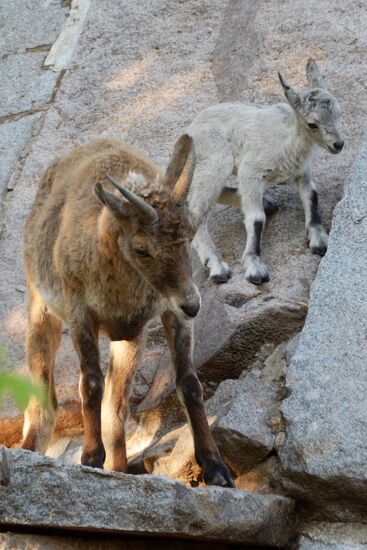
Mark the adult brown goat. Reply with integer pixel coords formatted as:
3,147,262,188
21,135,233,488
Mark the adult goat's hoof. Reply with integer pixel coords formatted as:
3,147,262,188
81,446,106,469
203,459,235,488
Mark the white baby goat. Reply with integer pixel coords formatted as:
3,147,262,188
187,59,344,284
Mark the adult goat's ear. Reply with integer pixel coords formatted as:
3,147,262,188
163,134,196,205
278,72,301,110
306,58,324,89
93,182,129,220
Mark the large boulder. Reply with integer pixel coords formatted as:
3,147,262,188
136,281,306,414
279,136,367,521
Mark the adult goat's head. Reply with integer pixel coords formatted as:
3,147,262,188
94,134,200,320
278,59,344,155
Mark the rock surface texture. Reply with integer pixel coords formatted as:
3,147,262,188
0,0,366,547
279,136,367,521
2,0,366,436
0,449,295,548
297,523,367,550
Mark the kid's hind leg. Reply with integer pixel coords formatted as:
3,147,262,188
188,137,234,283
22,286,61,452
219,185,279,215
192,222,232,283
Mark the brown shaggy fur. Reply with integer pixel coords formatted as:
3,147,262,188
21,136,233,487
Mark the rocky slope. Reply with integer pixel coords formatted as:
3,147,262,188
0,0,366,547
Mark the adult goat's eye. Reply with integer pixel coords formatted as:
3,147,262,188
133,246,150,257
308,123,318,130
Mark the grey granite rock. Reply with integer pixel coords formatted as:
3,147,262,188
0,113,41,198
296,522,367,550
208,374,276,474
298,522,367,550
0,53,58,118
0,449,295,547
0,531,279,550
279,135,367,519
0,0,68,56
298,539,367,550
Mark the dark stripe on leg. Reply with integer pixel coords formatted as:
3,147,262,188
310,190,322,226
253,220,264,256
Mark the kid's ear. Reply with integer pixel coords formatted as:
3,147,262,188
306,58,325,89
278,72,301,110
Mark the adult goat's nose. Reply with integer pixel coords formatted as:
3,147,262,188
333,140,344,152
180,303,200,318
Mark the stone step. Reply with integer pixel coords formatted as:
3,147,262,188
0,448,295,548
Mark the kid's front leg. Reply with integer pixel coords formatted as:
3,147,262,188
296,169,328,255
238,170,269,284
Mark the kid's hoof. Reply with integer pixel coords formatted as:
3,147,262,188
309,228,328,256
243,256,270,285
310,243,327,256
209,262,232,284
246,271,270,284
311,243,327,256
203,460,235,488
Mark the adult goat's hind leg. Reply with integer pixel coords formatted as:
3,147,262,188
162,311,234,488
22,285,61,453
102,335,145,472
188,138,234,283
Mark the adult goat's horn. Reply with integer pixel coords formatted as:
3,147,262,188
106,174,159,224
172,138,196,205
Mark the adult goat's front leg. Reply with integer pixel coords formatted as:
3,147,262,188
70,318,105,468
162,311,234,488
239,170,269,284
296,169,328,255
102,335,145,472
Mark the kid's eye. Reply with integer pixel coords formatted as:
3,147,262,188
133,247,150,257
308,123,318,130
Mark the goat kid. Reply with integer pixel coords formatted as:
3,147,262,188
187,59,344,284
21,135,233,488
